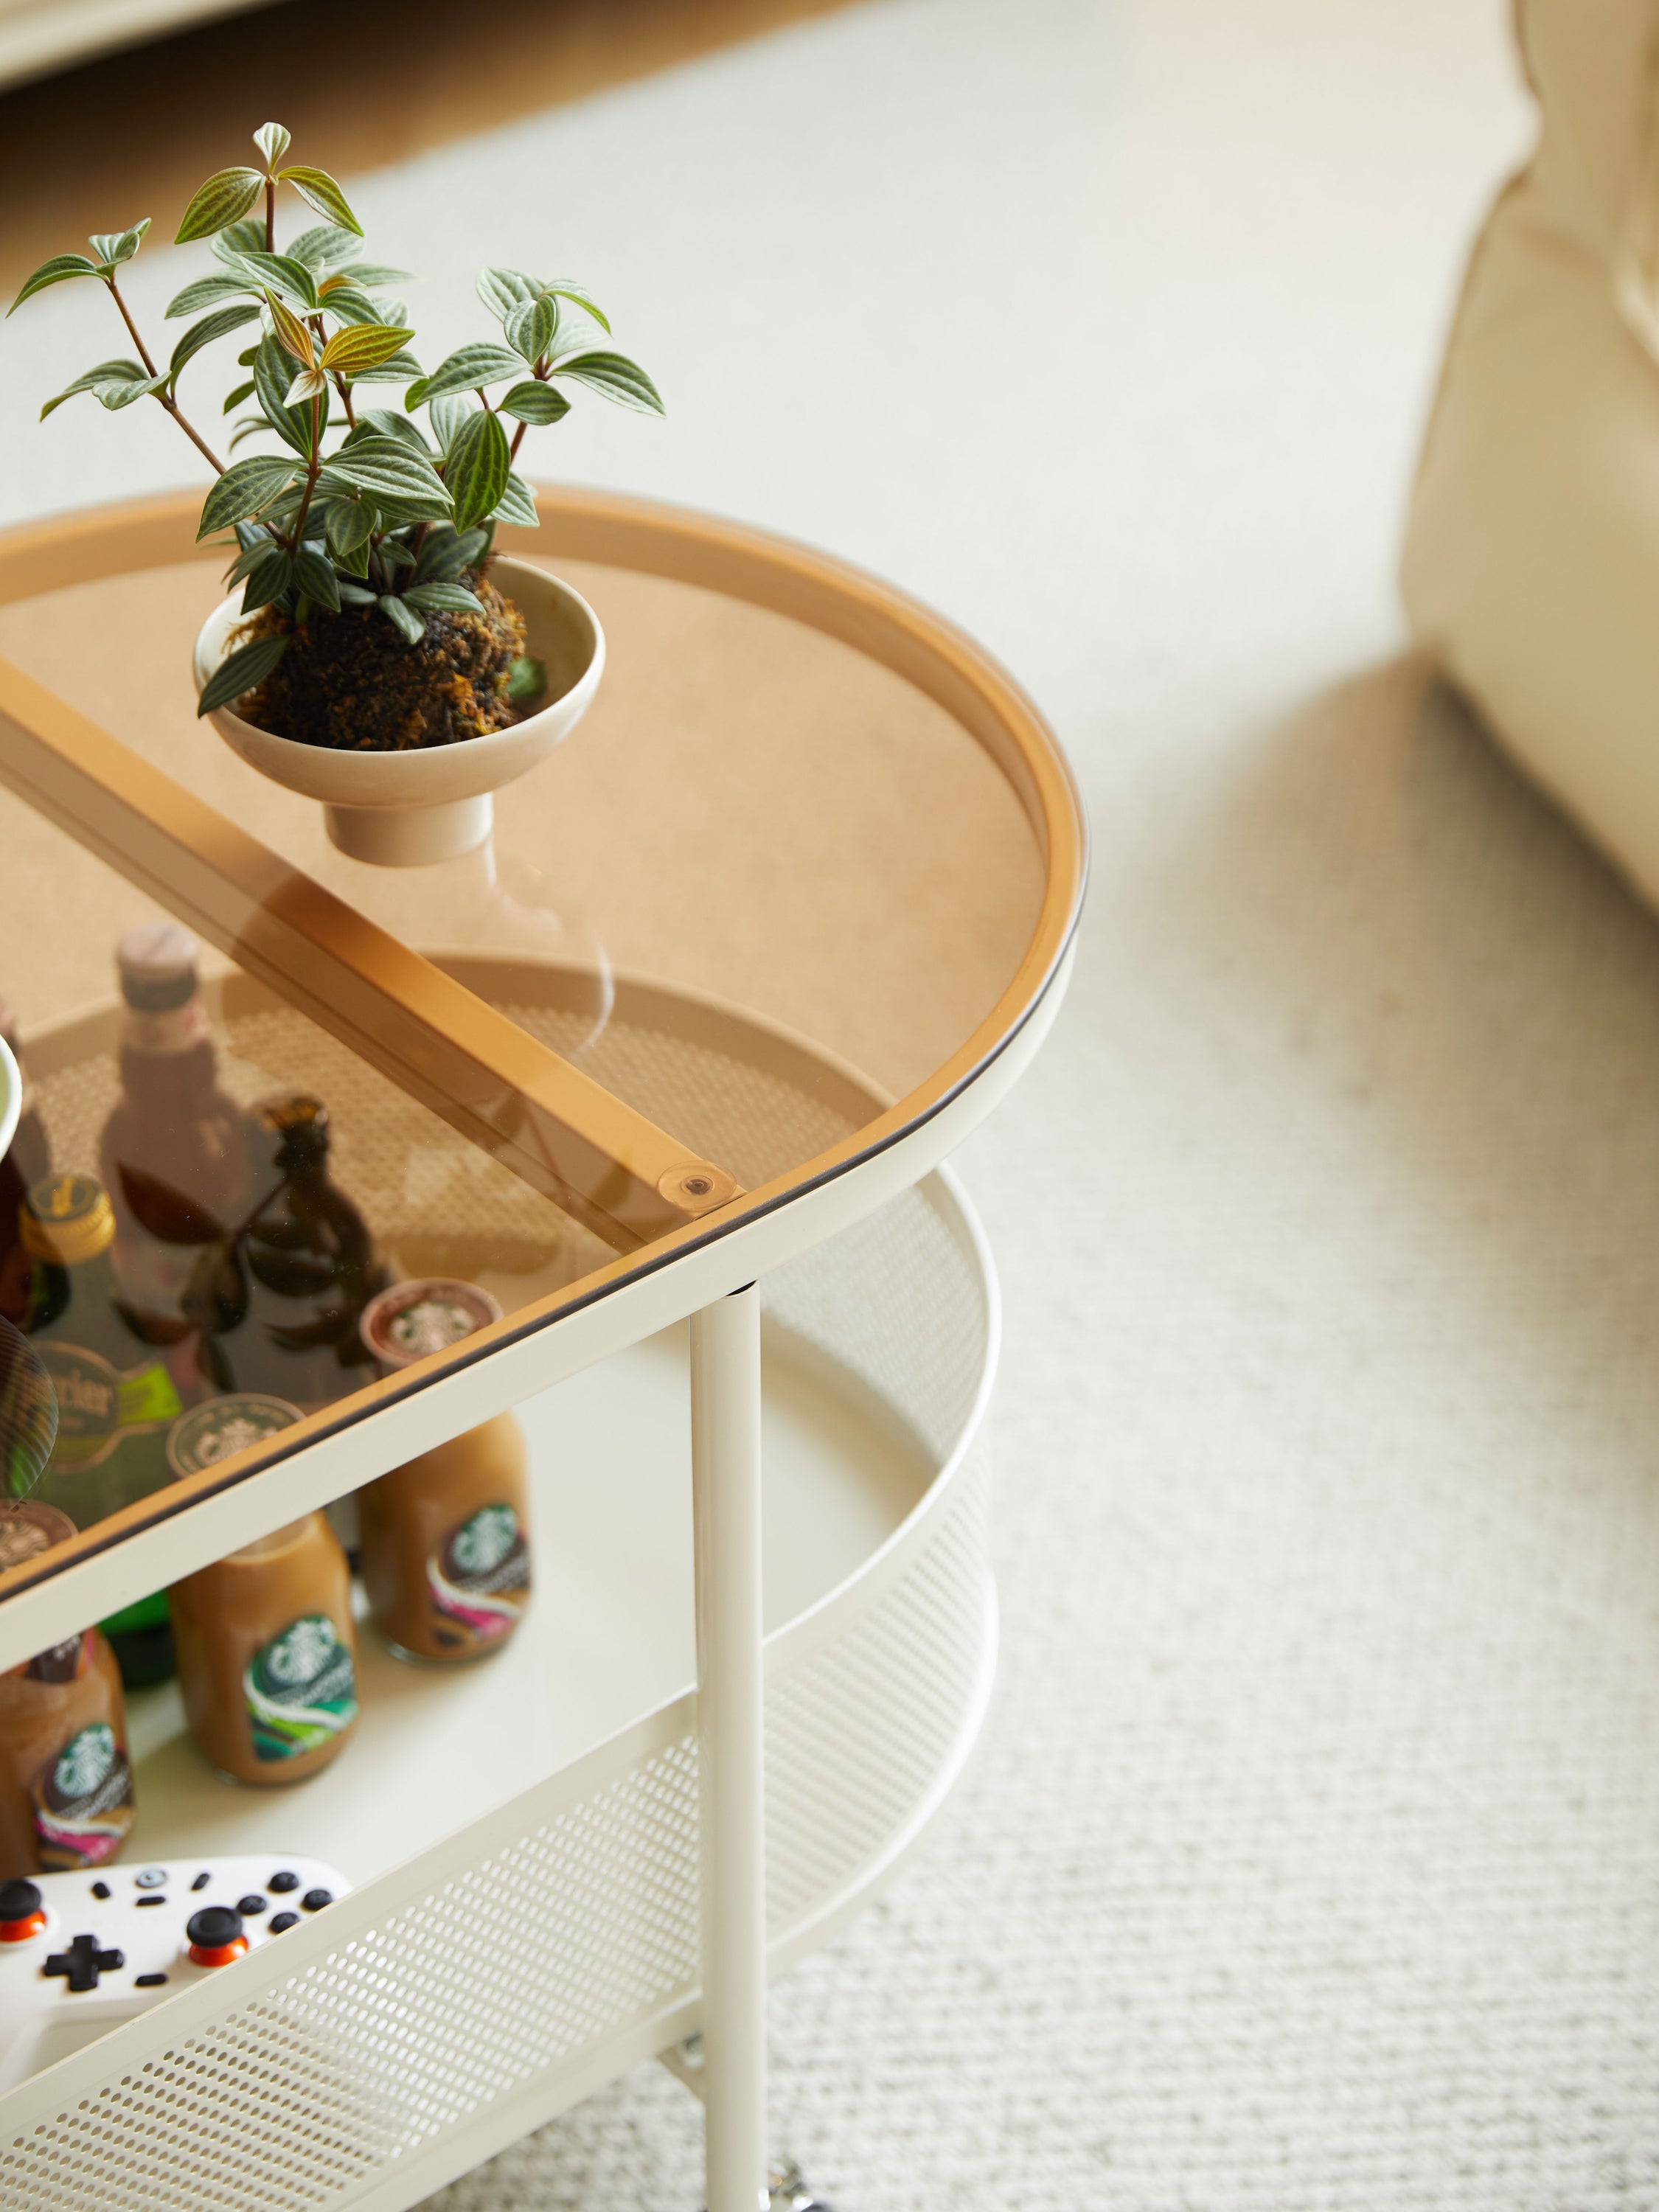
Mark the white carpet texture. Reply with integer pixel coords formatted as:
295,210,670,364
18,2,1656,2205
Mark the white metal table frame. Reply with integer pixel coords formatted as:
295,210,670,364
0,487,1087,2212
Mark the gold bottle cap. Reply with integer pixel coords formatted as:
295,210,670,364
21,1175,116,1267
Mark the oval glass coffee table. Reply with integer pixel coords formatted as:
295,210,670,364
0,488,1085,2212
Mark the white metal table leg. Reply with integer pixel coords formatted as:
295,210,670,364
691,1281,769,2212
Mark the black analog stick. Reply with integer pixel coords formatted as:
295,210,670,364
0,1879,41,1921
186,1905,243,1950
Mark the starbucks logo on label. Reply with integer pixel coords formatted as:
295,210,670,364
428,1503,530,1649
31,1720,134,1870
244,1613,358,1764
52,1722,113,1802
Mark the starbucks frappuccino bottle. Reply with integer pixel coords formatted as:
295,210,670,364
170,1507,358,1787
0,1579,135,1877
357,1280,531,1663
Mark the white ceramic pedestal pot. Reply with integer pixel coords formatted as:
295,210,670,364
0,1034,17,1161
193,556,605,867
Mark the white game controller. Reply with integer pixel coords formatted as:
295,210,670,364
0,1854,349,2093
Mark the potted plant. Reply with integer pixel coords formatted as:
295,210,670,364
10,123,664,866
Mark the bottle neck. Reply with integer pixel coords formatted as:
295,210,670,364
120,994,210,1062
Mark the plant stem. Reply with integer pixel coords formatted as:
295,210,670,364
332,371,357,428
265,176,276,254
105,274,226,475
508,418,529,462
285,392,324,548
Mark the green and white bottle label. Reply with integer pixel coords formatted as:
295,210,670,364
243,1613,357,1763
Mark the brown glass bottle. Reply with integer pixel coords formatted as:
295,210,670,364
21,1175,183,1528
0,997,50,1331
98,925,255,1351
229,1096,385,1412
169,1513,358,1786
0,1616,134,1877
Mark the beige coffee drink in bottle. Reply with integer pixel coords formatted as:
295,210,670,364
170,1506,358,1785
357,1280,530,1663
0,1540,136,1876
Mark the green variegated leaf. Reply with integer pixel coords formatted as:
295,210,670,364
213,220,266,266
240,546,292,613
293,544,340,611
266,291,315,366
402,580,484,616
327,262,411,291
40,359,150,419
100,373,168,410
320,323,414,377
420,342,524,403
234,250,319,308
170,301,260,380
277,166,361,234
352,408,434,455
491,473,540,528
229,415,280,451
324,497,375,560
378,594,425,644
167,271,256,319
411,523,489,582
537,279,608,332
549,349,664,414
88,218,150,270
176,167,265,243
315,285,380,327
223,379,256,414
198,630,288,715
476,265,537,322
198,453,300,538
342,347,423,385
253,335,315,455
427,390,479,453
499,380,568,425
314,433,451,512
289,224,361,270
283,365,329,406
445,406,510,531
9,254,101,313
336,578,377,605
504,294,556,366
224,527,276,582
253,122,291,167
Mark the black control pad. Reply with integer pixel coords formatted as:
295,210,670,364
267,1871,299,1893
45,1934,125,1992
302,1888,332,1912
186,1906,243,1951
268,1911,299,1933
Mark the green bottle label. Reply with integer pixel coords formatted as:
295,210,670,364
36,1344,181,1474
243,1613,357,1763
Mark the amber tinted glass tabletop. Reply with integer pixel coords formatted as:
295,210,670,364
0,488,1085,1590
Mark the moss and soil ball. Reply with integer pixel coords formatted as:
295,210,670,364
237,571,527,751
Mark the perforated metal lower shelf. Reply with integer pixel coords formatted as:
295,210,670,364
0,967,998,2212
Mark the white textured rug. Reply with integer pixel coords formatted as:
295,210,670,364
18,3,1655,2205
